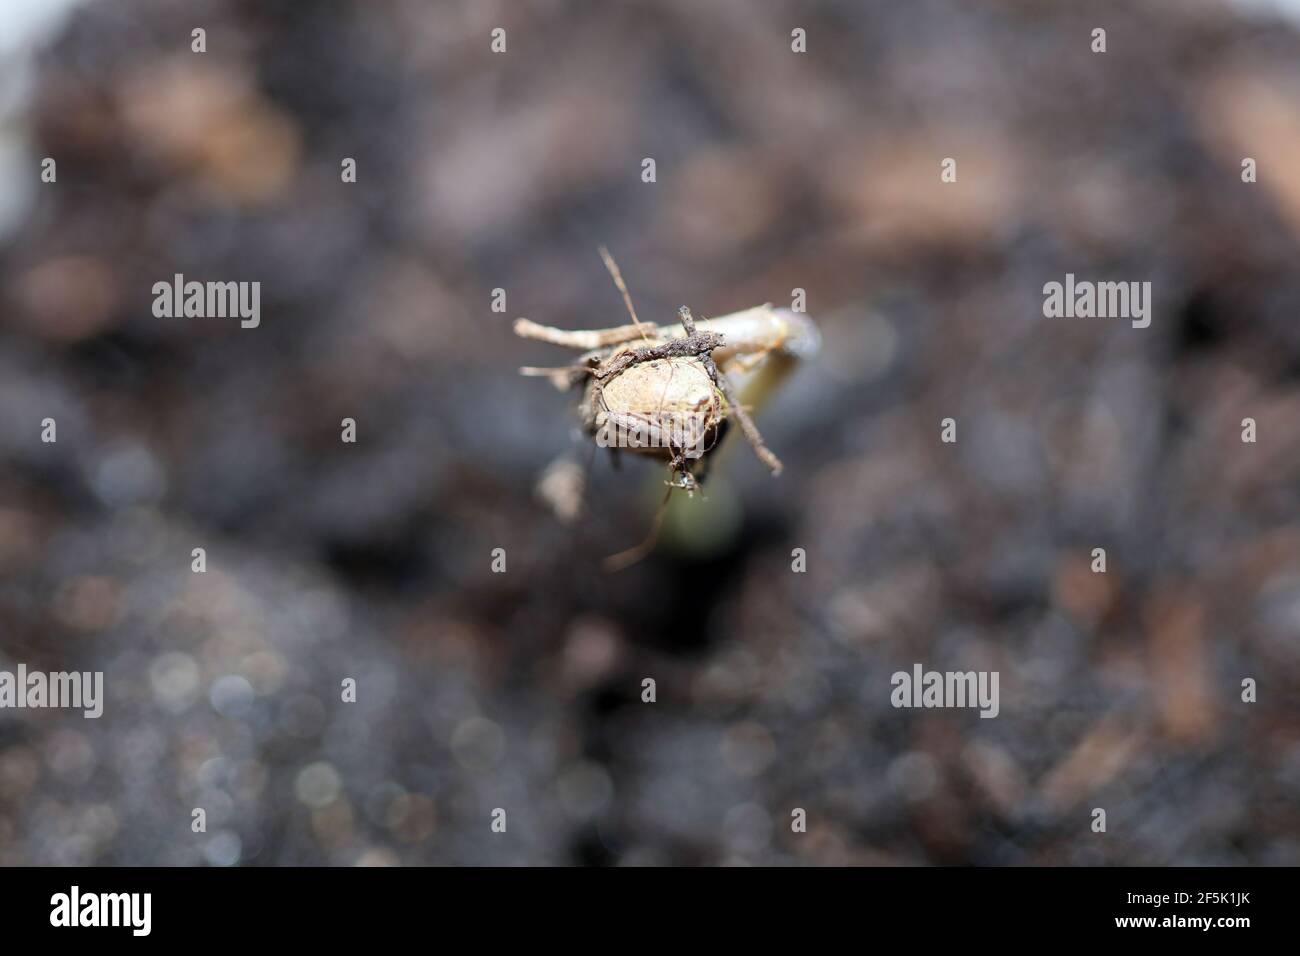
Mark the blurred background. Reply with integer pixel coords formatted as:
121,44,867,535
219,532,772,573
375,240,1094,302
1,0,1298,865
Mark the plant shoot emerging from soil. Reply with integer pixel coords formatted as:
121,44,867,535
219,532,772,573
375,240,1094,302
515,250,819,566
